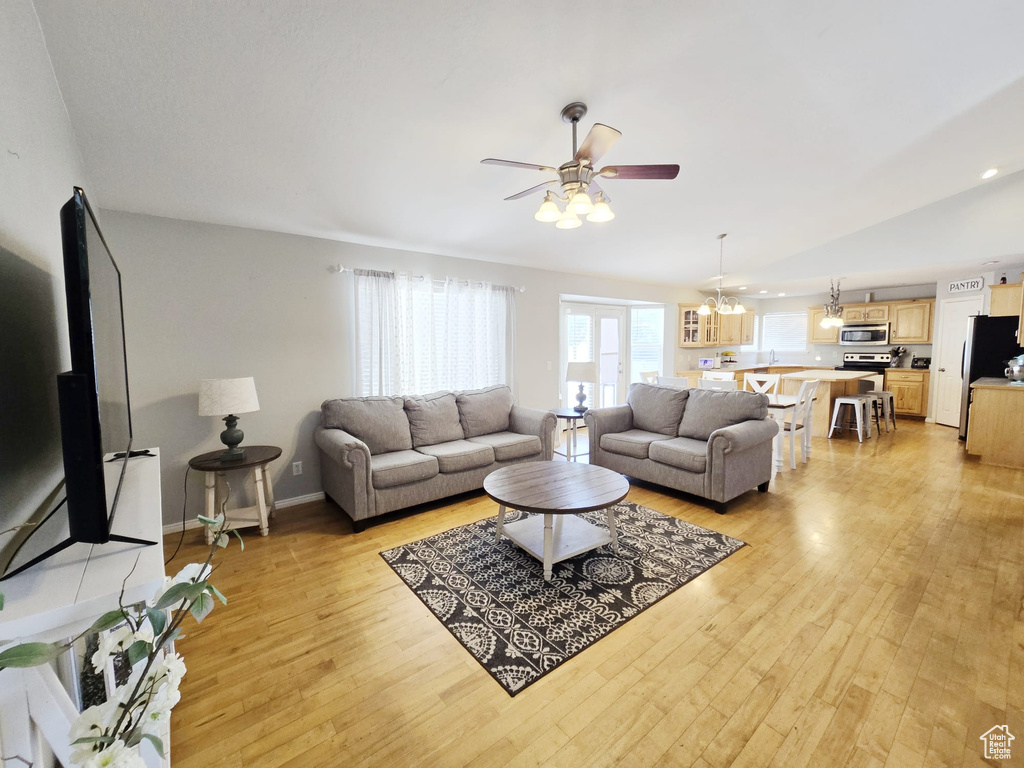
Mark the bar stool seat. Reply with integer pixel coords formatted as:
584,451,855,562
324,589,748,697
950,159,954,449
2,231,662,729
828,395,873,442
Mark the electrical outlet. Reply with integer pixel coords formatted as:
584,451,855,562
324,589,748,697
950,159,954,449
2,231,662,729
292,461,302,476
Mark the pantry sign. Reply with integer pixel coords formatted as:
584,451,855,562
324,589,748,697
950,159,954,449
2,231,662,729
948,277,984,294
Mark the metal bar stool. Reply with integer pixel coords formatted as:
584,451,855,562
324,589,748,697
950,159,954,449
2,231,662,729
828,395,873,442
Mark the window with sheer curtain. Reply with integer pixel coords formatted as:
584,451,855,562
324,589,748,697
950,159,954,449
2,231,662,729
354,269,516,396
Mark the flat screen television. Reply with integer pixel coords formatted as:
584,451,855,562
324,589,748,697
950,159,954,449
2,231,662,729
0,188,153,580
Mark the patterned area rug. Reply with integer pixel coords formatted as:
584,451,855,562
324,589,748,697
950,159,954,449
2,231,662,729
380,501,745,696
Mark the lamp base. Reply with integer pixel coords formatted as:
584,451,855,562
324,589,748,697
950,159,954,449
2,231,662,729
573,384,588,413
219,414,246,461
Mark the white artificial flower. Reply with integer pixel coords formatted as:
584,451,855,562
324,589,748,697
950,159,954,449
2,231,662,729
172,562,211,585
132,619,155,646
159,652,187,686
81,739,146,768
91,625,133,674
69,699,118,765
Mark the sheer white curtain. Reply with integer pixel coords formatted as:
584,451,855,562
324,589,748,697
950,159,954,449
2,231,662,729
354,270,516,396
354,269,399,395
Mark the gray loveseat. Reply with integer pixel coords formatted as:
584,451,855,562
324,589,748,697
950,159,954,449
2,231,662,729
584,383,778,513
315,385,556,531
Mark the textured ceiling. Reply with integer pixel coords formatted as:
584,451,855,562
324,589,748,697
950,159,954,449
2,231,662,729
33,0,1024,294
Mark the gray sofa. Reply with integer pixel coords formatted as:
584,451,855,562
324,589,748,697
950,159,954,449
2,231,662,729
584,383,778,513
315,385,556,531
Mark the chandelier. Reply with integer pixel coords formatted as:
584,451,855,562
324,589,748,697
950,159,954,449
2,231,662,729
697,234,746,316
820,279,845,328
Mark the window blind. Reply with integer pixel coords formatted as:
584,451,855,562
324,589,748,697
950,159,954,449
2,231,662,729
761,311,808,352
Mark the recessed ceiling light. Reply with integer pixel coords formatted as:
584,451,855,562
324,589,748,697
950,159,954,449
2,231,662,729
759,290,768,294
982,259,1000,265
710,274,724,280
778,292,786,297
981,168,999,179
738,286,747,290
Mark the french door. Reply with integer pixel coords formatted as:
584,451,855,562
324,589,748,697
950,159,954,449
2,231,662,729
561,304,627,409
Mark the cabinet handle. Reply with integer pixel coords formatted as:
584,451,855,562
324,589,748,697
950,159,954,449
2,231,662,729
938,368,945,372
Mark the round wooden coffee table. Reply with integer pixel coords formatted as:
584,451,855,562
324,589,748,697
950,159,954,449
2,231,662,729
483,462,629,581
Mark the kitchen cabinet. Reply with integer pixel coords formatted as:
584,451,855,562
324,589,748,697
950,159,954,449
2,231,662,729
842,303,890,323
718,312,744,346
740,311,755,345
808,307,840,344
885,369,929,417
1018,273,1024,343
678,304,719,347
989,282,1022,317
890,300,934,344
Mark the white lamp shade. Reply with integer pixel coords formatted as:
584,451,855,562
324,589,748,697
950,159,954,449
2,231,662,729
565,361,599,383
555,209,582,229
586,198,615,222
534,193,561,223
198,377,260,416
568,190,594,215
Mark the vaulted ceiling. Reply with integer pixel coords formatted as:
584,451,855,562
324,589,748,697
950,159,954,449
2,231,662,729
33,0,1024,294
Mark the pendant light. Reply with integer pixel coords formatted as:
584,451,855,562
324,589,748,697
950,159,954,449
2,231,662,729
698,234,746,316
821,279,845,328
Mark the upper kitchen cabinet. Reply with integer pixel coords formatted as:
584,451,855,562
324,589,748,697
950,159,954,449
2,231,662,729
808,307,840,344
843,303,890,323
890,299,934,344
718,312,753,346
678,304,719,347
989,281,1022,317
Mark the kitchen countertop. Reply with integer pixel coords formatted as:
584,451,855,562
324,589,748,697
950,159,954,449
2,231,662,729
971,377,1024,391
781,370,876,381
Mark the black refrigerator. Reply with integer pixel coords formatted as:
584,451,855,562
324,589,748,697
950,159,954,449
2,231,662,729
959,315,1023,439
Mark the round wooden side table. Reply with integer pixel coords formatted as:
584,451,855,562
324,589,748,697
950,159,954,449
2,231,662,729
188,445,282,542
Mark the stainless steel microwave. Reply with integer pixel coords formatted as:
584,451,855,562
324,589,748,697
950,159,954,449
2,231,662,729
839,323,889,346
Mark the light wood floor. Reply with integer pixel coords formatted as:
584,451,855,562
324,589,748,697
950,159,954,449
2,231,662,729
167,419,1024,767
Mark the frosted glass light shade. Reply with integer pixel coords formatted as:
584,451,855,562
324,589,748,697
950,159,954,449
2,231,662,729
555,209,582,229
587,195,615,222
697,304,712,316
732,303,746,314
568,190,594,215
198,377,260,416
534,193,561,223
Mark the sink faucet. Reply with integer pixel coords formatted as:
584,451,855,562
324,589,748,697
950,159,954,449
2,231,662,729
768,348,779,365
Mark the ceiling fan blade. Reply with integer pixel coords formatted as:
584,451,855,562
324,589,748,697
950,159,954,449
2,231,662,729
574,123,622,164
504,180,558,201
482,158,557,173
598,164,680,180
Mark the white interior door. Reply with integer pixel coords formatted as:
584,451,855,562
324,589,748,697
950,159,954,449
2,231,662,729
934,295,984,426
560,304,628,409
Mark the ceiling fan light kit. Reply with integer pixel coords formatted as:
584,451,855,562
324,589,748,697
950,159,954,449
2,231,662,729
482,102,679,229
699,234,746,316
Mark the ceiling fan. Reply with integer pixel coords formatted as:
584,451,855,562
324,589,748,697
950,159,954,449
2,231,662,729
481,102,679,229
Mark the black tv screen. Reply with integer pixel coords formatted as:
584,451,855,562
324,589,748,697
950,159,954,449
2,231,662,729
58,187,132,543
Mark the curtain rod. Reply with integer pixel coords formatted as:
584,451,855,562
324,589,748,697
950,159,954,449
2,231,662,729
327,264,526,293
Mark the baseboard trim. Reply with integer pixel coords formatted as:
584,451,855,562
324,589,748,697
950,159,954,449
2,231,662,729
161,492,326,534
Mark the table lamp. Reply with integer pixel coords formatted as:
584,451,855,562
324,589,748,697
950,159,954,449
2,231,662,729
565,361,599,413
198,377,260,461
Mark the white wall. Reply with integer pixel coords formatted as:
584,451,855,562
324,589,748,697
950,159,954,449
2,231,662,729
0,0,90,548
99,210,699,525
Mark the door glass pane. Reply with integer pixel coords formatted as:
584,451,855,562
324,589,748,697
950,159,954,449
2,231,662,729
566,311,595,408
630,306,664,381
599,316,620,407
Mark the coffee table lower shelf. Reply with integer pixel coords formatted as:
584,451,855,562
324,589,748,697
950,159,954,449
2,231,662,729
497,509,619,581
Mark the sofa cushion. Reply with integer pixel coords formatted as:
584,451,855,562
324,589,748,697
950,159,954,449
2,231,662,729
649,437,708,473
404,391,464,447
467,431,542,461
456,385,514,438
416,439,495,473
626,383,689,435
370,450,439,489
677,389,769,441
600,429,673,460
321,396,412,455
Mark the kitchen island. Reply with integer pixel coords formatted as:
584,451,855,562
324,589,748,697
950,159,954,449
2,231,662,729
967,377,1024,468
781,370,878,437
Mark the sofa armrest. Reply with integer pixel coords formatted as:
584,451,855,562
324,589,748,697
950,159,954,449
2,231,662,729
314,426,373,521
509,405,558,460
584,405,634,464
706,418,779,455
